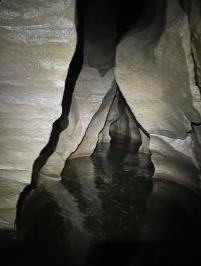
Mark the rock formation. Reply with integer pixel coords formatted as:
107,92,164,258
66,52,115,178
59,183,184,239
0,0,201,230
115,0,201,192
0,0,76,227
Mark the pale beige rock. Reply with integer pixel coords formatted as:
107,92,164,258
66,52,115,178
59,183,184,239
116,0,201,137
189,0,201,89
70,86,117,158
40,67,115,178
150,134,200,193
98,93,119,144
0,0,76,228
0,177,25,228
115,0,201,191
0,0,76,184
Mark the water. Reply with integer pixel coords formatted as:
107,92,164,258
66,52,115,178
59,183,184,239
62,143,153,244
2,143,201,266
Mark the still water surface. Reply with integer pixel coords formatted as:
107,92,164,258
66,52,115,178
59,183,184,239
2,143,201,266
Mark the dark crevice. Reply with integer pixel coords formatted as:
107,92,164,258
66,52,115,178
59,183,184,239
179,0,191,14
15,0,86,229
116,0,165,42
191,122,201,127
108,87,142,151
30,0,85,188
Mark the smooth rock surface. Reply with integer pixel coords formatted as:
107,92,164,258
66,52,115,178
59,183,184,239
99,90,141,147
40,67,115,179
189,0,201,90
115,0,201,191
0,0,76,228
70,85,117,158
0,178,25,228
0,0,76,184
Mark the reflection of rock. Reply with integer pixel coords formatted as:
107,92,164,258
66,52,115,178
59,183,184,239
17,143,153,265
115,0,201,192
16,145,201,265
17,183,92,266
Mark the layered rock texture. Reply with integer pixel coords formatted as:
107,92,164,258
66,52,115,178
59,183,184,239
1,0,201,229
116,0,201,192
0,0,76,227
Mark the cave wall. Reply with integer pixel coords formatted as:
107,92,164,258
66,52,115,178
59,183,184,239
1,0,201,228
0,0,76,227
0,0,76,183
115,0,201,192
188,0,201,169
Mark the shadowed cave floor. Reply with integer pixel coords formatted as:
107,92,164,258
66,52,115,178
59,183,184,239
1,143,201,266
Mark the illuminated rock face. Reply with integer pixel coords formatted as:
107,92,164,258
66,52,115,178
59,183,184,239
1,0,201,229
0,0,76,184
39,67,116,179
0,0,76,225
115,0,201,192
188,0,201,170
189,0,201,90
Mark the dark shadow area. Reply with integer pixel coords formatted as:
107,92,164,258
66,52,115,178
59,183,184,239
116,0,162,41
2,143,200,266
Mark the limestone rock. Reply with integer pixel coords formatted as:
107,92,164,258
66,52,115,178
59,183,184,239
116,0,201,137
115,0,201,191
189,0,201,89
150,134,200,193
0,0,76,184
99,90,141,147
70,85,117,159
40,67,115,179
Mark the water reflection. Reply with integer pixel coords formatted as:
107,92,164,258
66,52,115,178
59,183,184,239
62,143,153,245
13,143,201,266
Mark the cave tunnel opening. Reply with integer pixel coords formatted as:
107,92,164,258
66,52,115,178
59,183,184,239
29,0,156,188
10,1,201,266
